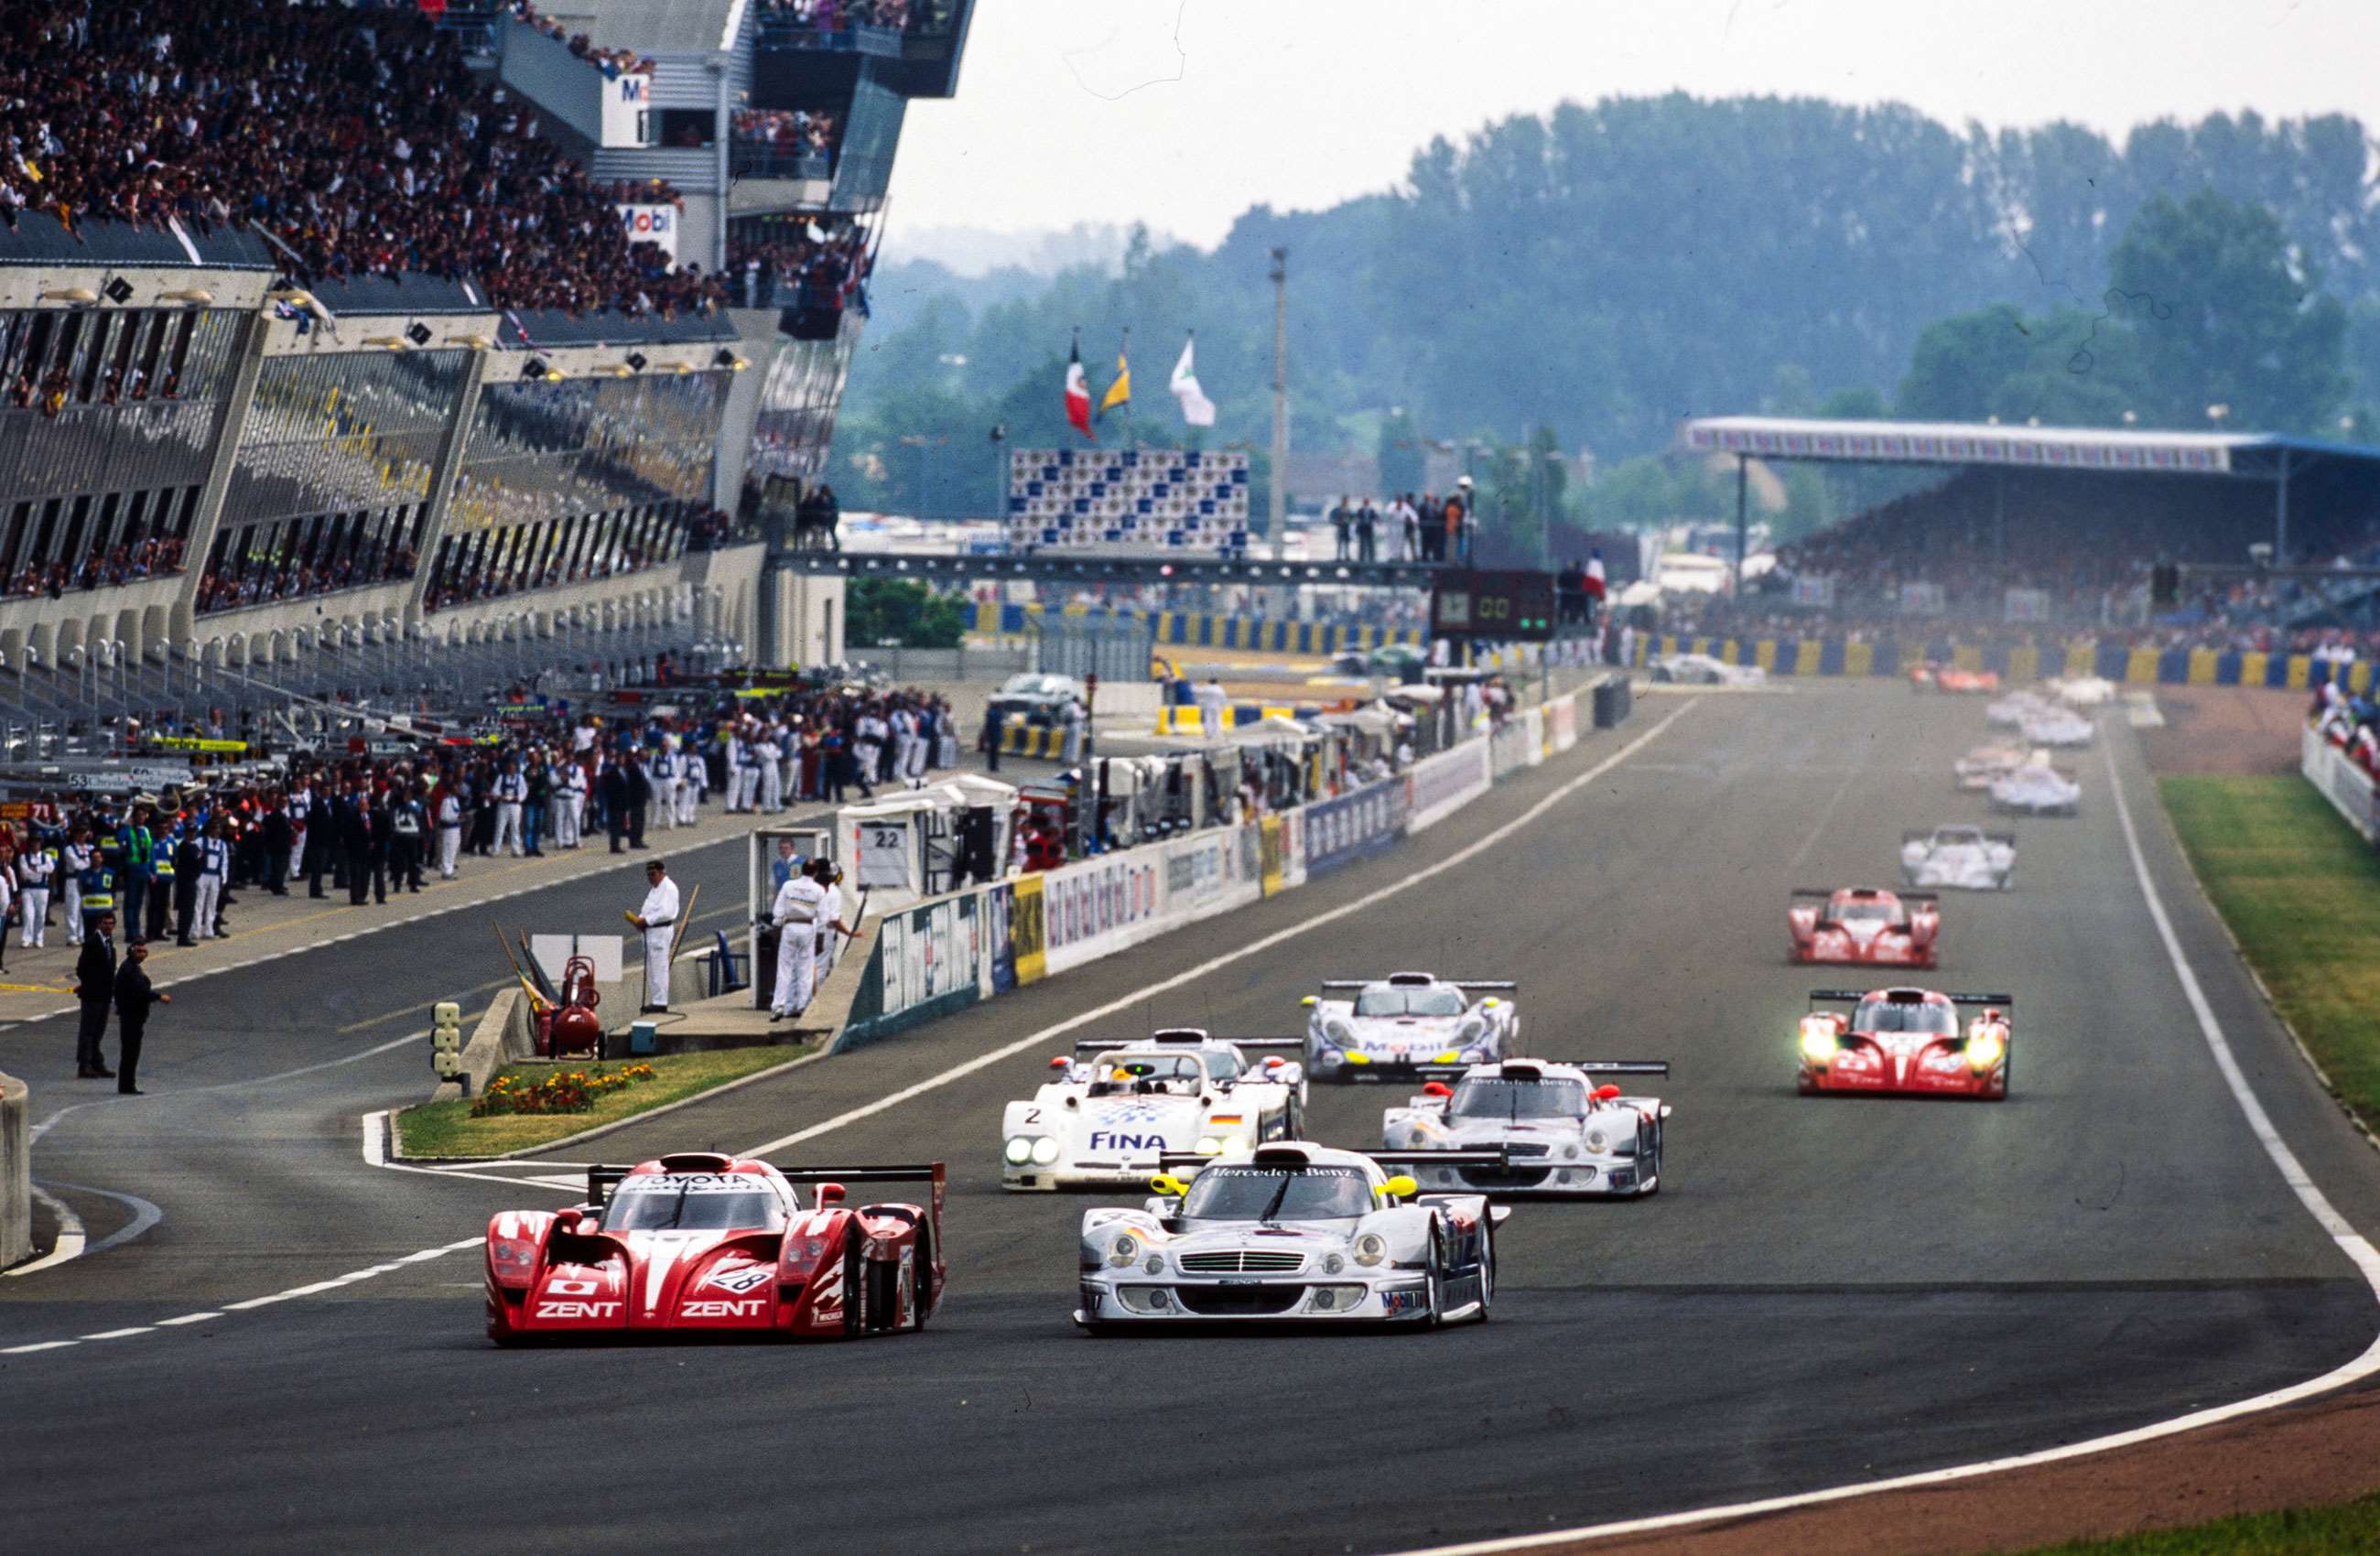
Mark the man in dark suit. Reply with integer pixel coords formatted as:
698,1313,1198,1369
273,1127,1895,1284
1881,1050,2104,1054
304,786,334,898
112,938,168,1095
366,787,394,904
171,825,203,946
262,799,293,896
74,910,118,1078
339,782,375,905
600,756,632,854
625,752,652,849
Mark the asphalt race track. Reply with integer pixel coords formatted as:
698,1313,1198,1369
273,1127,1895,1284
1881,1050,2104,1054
5,682,2380,1556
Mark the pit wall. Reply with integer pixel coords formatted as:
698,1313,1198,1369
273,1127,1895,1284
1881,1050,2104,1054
2302,723,2380,842
1640,633,2373,690
834,675,1607,1049
0,1070,26,1270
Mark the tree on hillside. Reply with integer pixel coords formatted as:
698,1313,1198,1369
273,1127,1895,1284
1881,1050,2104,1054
2107,189,2348,433
1896,303,2140,426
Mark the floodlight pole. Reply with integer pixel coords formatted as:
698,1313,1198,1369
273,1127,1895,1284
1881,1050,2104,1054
1269,248,1289,546
2276,447,2291,567
1734,455,1748,606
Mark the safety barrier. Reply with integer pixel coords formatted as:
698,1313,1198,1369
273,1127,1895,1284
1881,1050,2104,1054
0,1069,26,1270
836,672,1632,1048
994,723,1068,759
1638,633,2372,692
1153,702,1298,736
2302,724,2380,842
971,600,1423,655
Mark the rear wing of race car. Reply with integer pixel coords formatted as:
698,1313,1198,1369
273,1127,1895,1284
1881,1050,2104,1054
1316,979,1519,992
1808,989,2014,1007
1792,887,1939,906
1412,1059,1668,1079
779,1162,947,1232
587,1166,632,1208
1901,830,2018,847
1074,1034,1305,1054
1154,1148,1516,1174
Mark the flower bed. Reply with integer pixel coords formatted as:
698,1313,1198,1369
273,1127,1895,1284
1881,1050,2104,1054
471,1063,657,1118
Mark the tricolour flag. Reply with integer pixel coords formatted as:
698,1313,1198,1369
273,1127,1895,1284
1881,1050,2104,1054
1064,337,1095,441
1170,332,1216,427
1098,338,1131,421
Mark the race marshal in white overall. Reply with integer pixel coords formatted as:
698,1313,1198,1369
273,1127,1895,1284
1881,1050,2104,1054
627,859,681,1012
768,864,827,1020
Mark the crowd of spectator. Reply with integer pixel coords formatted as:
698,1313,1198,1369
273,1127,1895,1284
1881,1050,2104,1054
734,106,839,164
195,544,415,615
731,218,872,310
11,535,188,600
500,0,654,79
0,1,724,319
757,0,932,32
0,675,963,948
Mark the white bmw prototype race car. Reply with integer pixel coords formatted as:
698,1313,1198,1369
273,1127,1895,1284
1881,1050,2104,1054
1380,1058,1671,1197
1075,1142,1507,1329
1304,972,1519,1082
1002,1030,1307,1191
1989,757,2081,816
2052,675,2118,708
2019,708,2095,749
1901,825,2017,890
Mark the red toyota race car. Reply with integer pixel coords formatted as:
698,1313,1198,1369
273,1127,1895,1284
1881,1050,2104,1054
1788,887,1939,967
1796,988,2011,1100
483,1152,945,1344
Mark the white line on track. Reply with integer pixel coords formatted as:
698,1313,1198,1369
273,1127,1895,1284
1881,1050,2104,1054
5,1186,85,1278
738,699,1704,1161
1376,735,2380,1556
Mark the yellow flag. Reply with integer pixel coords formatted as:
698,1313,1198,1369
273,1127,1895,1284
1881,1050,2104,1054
1098,347,1130,419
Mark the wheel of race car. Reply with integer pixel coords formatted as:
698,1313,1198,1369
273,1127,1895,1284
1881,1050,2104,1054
1282,1094,1304,1141
866,1244,900,1334
1639,1118,1664,1196
841,1225,865,1337
1477,1217,1495,1323
911,1226,934,1332
1422,1216,1446,1328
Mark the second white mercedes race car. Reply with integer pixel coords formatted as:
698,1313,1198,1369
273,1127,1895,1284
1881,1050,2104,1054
1900,825,2017,890
1989,757,2081,816
2020,708,2095,748
1304,972,1519,1082
1002,1031,1307,1191
1380,1058,1671,1197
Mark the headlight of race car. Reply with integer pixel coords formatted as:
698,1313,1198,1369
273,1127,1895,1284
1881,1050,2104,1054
1108,1234,1141,1268
1352,1233,1388,1268
1325,1020,1354,1043
1031,1137,1062,1165
1323,1253,1346,1275
1965,1027,2006,1070
1456,1017,1486,1043
1799,1018,1840,1063
1585,1129,1607,1153
1195,1136,1223,1156
1003,1136,1034,1164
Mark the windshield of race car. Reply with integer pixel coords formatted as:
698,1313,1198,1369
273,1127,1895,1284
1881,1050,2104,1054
1181,1164,1374,1221
1935,827,1985,846
1090,1055,1204,1093
1354,988,1466,1018
1828,899,1903,925
1448,1076,1586,1119
600,1176,790,1232
1850,1001,1957,1035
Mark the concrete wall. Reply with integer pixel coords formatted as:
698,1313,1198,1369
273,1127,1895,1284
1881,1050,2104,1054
0,1070,27,1270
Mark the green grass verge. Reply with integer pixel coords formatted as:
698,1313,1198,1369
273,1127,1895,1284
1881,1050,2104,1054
2011,1490,2380,1553
2161,774,2380,1129
394,1044,812,1159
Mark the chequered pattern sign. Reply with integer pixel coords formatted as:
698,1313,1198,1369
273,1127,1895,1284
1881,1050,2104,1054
1006,448,1250,551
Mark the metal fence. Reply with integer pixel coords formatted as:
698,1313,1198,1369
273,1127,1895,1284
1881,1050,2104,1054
1029,613,1152,684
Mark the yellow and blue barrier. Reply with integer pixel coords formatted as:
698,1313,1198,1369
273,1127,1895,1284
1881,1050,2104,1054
1155,703,1299,736
969,601,1423,655
1631,633,2369,693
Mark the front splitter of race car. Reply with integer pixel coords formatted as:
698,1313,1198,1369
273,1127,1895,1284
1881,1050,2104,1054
1402,1155,1653,1197
1791,937,1936,968
1006,1155,1181,1192
1308,1046,1488,1083
1075,1272,1440,1325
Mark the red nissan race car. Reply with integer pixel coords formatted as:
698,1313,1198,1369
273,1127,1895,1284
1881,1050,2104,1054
483,1152,945,1344
1796,988,2011,1101
1909,662,2000,695
1788,887,1939,967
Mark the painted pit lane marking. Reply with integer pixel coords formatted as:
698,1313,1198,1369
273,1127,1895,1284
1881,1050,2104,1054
1378,735,2380,1556
739,699,1704,1162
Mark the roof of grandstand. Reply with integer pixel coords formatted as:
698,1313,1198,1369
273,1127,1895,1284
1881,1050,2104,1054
566,0,750,55
1682,416,2380,480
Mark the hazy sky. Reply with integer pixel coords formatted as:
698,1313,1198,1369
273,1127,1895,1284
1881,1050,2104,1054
885,0,2380,262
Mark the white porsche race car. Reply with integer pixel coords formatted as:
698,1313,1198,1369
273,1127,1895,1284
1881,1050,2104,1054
1901,825,2017,890
1650,653,1767,686
1381,1058,1671,1197
1304,972,1519,1082
1075,1142,1506,1329
1989,757,2081,816
2020,708,2095,748
1953,742,2028,792
1002,1030,1307,1191
1985,690,2056,729
2051,675,2118,708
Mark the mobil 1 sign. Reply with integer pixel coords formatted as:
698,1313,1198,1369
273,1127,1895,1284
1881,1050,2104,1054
1431,569,1557,641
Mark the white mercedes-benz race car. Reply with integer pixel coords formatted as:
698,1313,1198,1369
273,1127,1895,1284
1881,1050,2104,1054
1984,691,2056,729
1953,742,2028,792
1381,1058,1671,1197
1075,1142,1506,1329
1989,758,2081,816
2020,708,2095,748
1304,972,1519,1082
1650,653,1766,686
1002,1030,1307,1191
2052,675,2118,708
1901,825,2017,890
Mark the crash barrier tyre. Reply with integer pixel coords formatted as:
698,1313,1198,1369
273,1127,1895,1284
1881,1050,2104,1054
0,1070,27,1270
1592,675,1635,729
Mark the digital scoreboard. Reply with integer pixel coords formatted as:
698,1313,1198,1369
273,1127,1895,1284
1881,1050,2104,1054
1429,569,1558,641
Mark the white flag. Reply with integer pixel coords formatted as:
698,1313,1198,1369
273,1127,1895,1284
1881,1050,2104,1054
1170,333,1217,427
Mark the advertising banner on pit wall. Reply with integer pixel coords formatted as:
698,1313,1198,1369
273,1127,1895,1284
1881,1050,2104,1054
1042,850,1164,976
1259,816,1285,895
1303,777,1411,878
2302,724,2380,844
1490,712,1543,779
1010,873,1047,984
1406,738,1493,834
1545,694,1578,756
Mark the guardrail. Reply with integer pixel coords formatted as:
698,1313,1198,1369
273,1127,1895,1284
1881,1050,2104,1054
0,1069,27,1270
1641,632,2379,692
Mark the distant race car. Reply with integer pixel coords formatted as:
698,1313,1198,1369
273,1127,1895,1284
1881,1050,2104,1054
1332,643,1430,681
1380,1058,1671,1196
1788,886,1940,967
1912,662,1998,694
1796,987,2013,1100
1651,653,1766,686
2020,708,2095,748
1989,758,2081,816
1901,825,2017,890
1075,1141,1506,1329
1985,690,2055,729
985,671,1086,725
1304,972,1519,1081
481,1153,944,1344
2052,675,2118,708
1953,742,2028,792
1001,1030,1307,1191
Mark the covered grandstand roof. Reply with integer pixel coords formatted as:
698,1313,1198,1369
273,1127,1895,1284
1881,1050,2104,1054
1682,416,2380,481
568,0,749,55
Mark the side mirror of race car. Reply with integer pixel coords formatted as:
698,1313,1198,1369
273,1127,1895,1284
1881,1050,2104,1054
1300,996,1317,1008
1478,998,1500,1010
1148,1173,1192,1198
1422,1082,1453,1097
1595,1085,1622,1101
1048,1055,1069,1070
815,1183,846,1206
1379,1174,1419,1202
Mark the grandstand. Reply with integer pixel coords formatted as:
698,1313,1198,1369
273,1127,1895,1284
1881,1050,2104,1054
1682,416,2380,648
0,0,974,740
